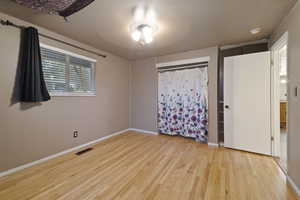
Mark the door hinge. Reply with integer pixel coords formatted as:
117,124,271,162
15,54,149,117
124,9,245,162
271,136,274,141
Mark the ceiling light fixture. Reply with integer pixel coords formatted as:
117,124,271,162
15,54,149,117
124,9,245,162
281,79,287,84
250,28,262,35
130,6,157,45
131,24,154,45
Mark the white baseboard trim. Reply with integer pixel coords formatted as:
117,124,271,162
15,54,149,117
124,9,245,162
287,175,300,197
0,129,130,178
219,142,224,147
128,128,158,135
208,142,219,147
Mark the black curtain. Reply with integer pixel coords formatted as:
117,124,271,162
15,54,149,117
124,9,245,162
19,27,50,102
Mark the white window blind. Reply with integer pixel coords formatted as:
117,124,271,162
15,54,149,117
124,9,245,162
40,45,96,96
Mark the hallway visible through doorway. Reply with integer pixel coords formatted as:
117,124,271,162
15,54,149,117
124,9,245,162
272,33,288,173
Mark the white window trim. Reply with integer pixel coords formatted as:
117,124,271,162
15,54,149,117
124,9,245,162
40,43,97,97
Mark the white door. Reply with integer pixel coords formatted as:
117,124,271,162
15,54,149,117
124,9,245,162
224,52,271,155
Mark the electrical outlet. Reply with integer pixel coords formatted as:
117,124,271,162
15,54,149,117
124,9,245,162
73,130,78,138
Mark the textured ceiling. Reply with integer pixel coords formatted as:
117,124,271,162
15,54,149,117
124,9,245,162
0,0,297,60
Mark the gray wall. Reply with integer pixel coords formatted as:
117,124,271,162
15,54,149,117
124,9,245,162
0,13,131,172
271,1,300,189
131,47,219,143
131,58,158,132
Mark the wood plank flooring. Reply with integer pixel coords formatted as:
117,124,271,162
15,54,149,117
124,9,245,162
0,131,298,200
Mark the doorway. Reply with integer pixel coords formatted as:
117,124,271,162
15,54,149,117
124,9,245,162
224,52,271,155
271,32,288,172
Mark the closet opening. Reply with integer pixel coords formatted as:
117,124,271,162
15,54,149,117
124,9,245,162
157,59,209,143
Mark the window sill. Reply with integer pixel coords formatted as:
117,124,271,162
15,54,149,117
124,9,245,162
50,92,96,97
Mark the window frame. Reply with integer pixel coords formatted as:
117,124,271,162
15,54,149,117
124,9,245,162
40,43,97,97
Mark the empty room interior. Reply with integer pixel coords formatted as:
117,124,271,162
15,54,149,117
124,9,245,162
1,0,300,199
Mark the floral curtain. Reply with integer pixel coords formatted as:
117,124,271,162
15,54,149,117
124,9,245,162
158,67,208,143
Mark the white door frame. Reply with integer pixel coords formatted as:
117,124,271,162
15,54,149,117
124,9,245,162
270,32,288,158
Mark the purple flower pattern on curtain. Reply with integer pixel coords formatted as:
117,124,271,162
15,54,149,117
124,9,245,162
158,68,208,143
15,0,95,17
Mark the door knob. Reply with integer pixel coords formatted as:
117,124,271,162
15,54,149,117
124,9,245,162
225,105,230,109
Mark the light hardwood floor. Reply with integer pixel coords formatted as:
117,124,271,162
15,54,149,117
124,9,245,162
0,131,298,200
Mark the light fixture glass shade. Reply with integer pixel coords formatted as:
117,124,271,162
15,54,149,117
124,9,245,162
145,9,156,26
131,30,141,41
134,7,145,23
281,79,287,84
250,28,261,35
142,25,153,44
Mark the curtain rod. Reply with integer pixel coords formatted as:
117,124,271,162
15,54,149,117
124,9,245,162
0,19,107,58
157,62,208,73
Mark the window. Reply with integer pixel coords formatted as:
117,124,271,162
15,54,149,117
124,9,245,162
40,44,96,96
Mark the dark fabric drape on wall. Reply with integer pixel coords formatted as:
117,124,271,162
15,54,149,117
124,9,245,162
19,27,50,102
15,0,95,18
59,0,95,17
